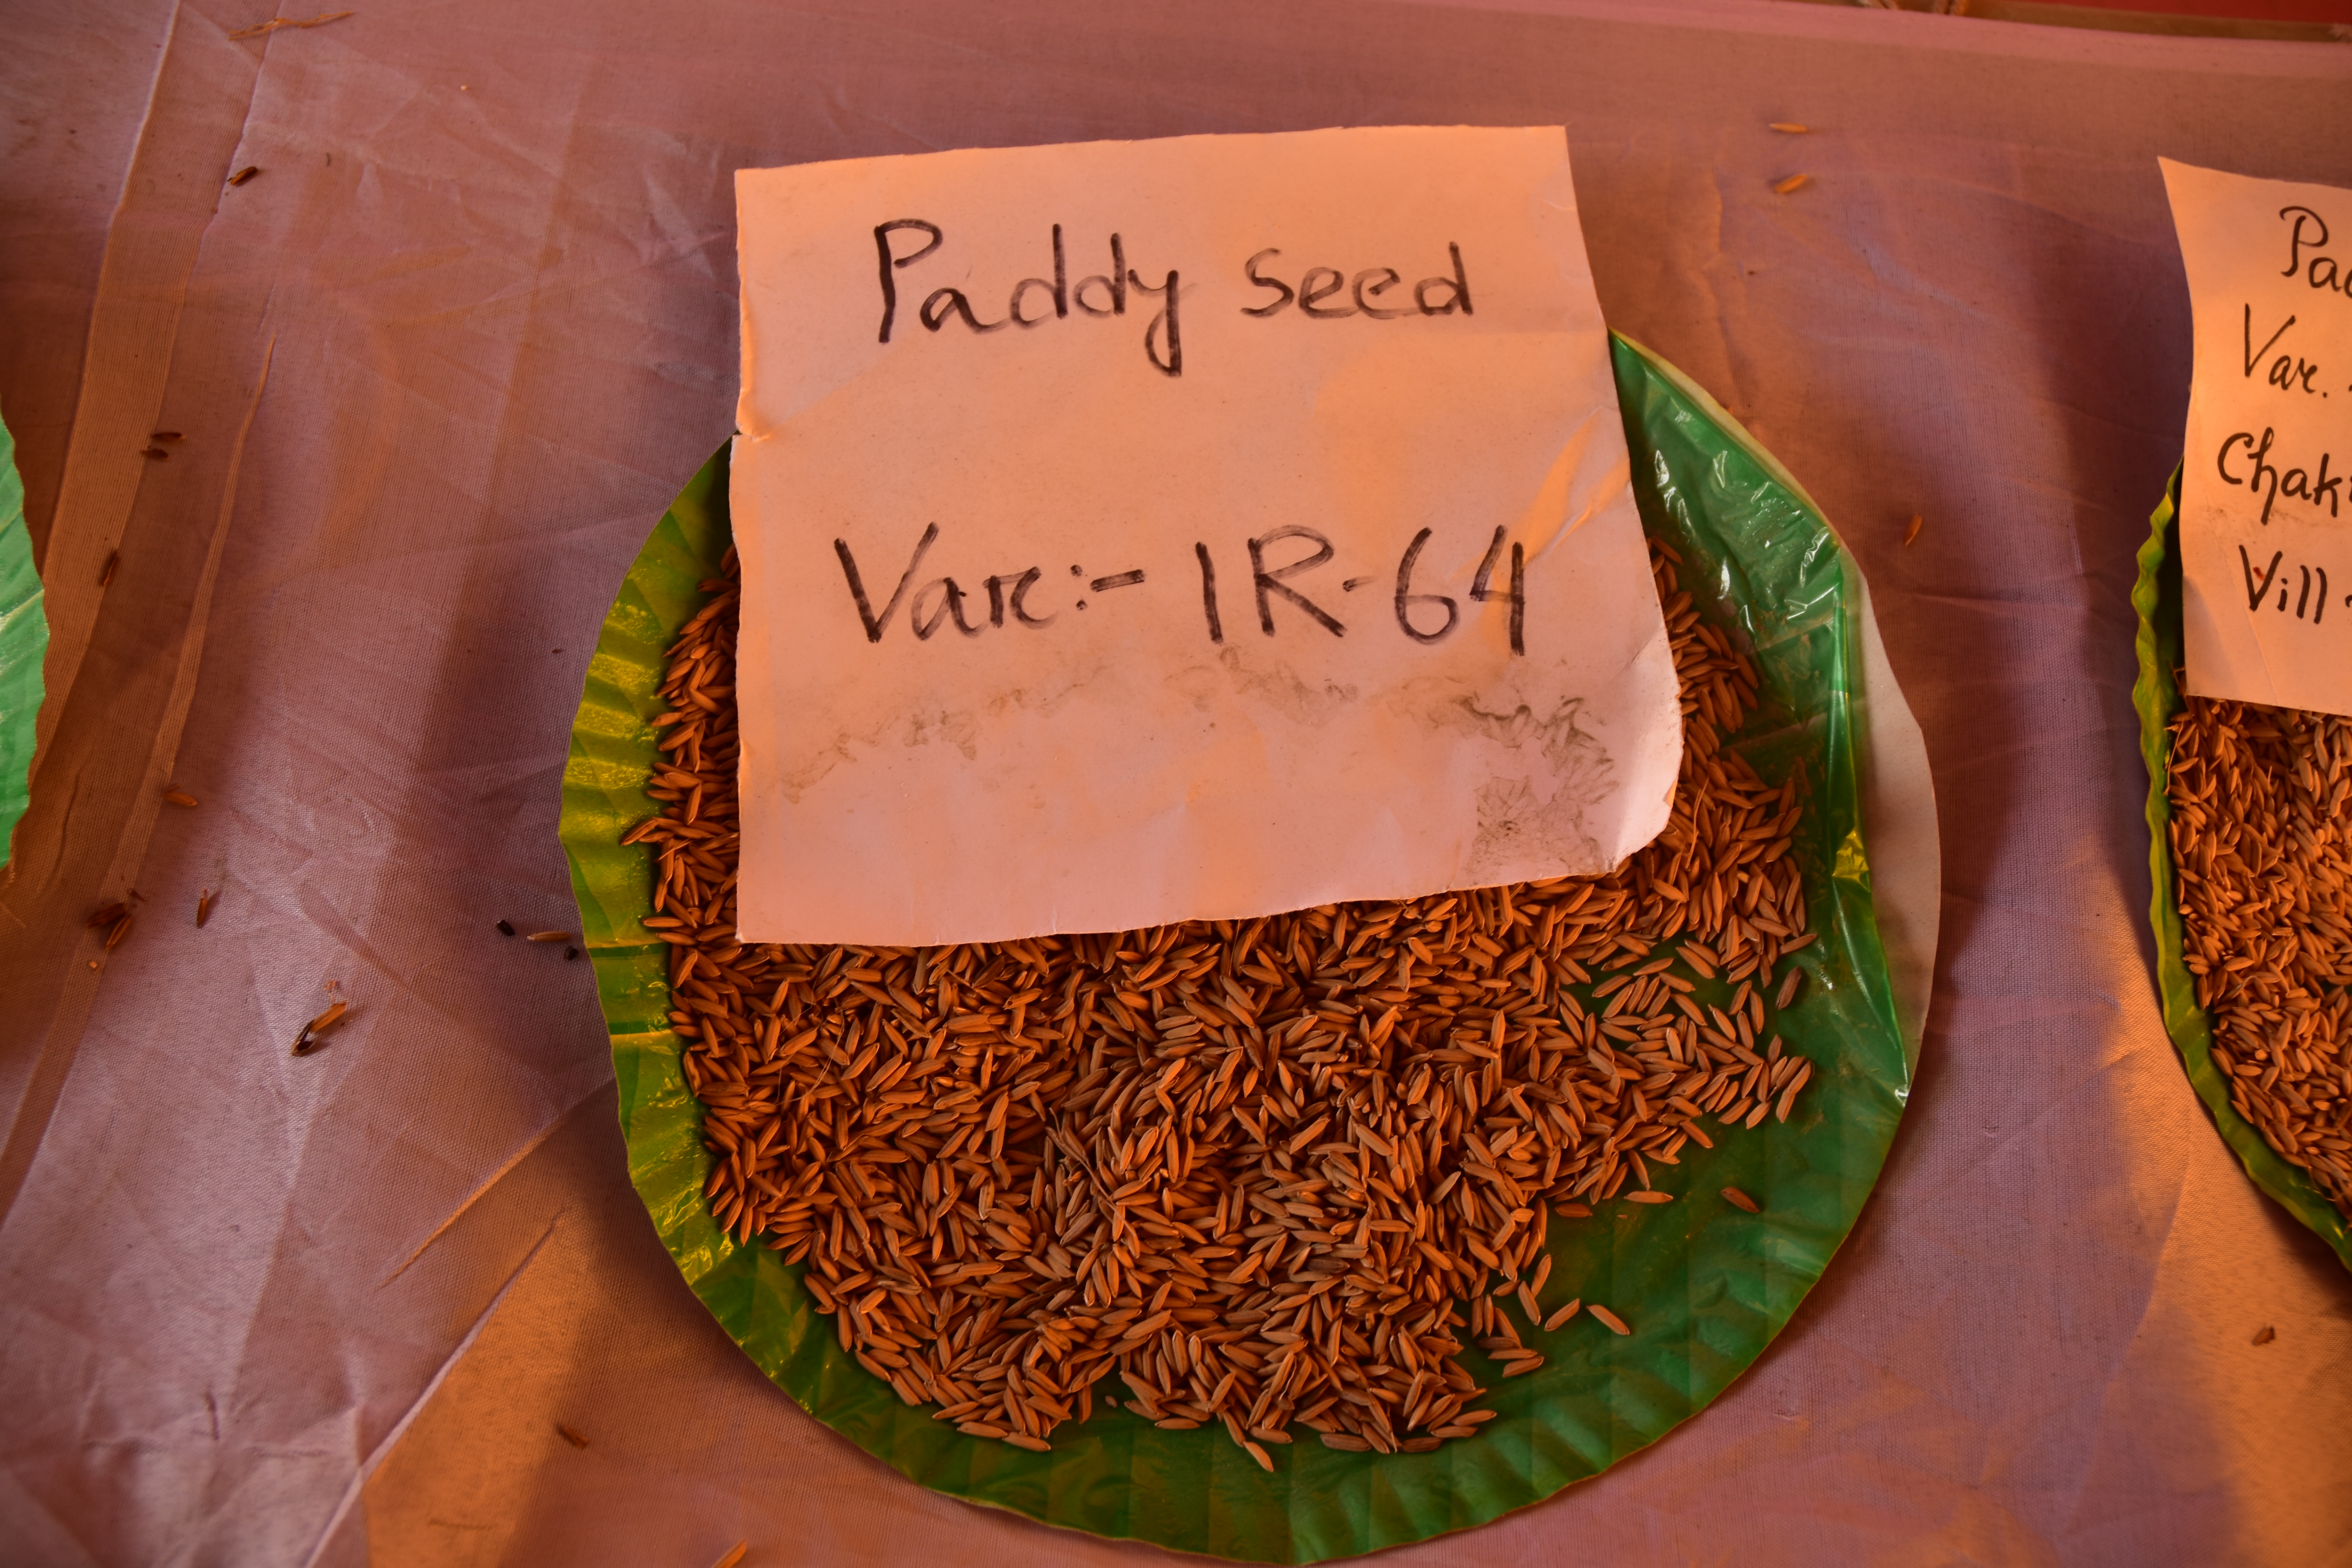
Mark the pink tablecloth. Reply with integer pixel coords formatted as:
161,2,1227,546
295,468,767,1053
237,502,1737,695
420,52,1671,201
1,2,2347,1564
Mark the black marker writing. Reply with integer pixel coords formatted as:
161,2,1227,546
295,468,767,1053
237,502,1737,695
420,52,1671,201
921,287,1007,334
1466,526,1526,655
1008,226,1069,327
876,228,1479,373
839,526,1523,652
1394,528,1458,644
985,568,1054,628
2240,544,2332,625
1196,543,1223,644
873,220,944,344
2267,355,2323,396
2218,426,2343,523
2244,305,2296,377
1241,244,1474,320
911,577,985,639
2283,205,2327,278
1241,249,1291,316
873,224,1177,375
1250,526,1345,637
2238,301,2330,399
2243,546,2282,611
836,522,938,641
1418,244,1473,315
1075,236,1127,317
2280,204,2349,299
1354,267,1408,318
838,530,1082,642
1394,526,1526,653
1507,544,1526,653
1469,528,1506,601
1299,267,1350,319
1129,267,1181,376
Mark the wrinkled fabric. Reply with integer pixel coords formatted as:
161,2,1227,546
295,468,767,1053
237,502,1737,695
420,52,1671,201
0,3,2347,1567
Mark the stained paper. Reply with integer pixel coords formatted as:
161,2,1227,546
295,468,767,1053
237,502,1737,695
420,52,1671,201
2163,159,2352,717
730,126,1680,946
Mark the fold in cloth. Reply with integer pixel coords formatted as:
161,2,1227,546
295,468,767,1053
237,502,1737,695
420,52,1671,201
0,2,2345,1564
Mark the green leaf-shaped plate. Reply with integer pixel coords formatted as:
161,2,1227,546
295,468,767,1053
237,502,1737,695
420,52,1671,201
2130,468,2352,1272
0,409,49,865
561,335,1913,1559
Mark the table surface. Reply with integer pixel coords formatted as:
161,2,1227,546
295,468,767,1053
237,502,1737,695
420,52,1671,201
2,3,2348,1566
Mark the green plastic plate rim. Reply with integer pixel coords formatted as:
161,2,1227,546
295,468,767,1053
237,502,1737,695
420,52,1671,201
560,334,1912,1559
0,409,49,867
2129,466,2352,1272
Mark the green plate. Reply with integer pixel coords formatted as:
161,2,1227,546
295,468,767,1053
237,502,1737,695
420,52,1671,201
561,335,1911,1560
2131,469,2352,1273
0,410,48,866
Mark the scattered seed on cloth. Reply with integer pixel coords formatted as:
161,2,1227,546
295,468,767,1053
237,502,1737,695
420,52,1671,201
226,9,352,40
291,1001,350,1056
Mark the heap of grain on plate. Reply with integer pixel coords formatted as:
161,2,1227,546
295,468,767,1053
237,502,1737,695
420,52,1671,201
2165,699,2352,1212
2152,161,2352,1230
625,537,1822,1463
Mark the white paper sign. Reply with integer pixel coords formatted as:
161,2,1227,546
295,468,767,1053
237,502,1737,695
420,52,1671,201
731,127,1680,946
2164,159,2352,717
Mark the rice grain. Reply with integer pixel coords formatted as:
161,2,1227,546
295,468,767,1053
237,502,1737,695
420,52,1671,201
2166,695,2352,1218
633,539,1821,1459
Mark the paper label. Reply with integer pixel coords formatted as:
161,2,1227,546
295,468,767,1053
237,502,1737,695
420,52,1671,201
731,126,1680,946
2164,159,2352,717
